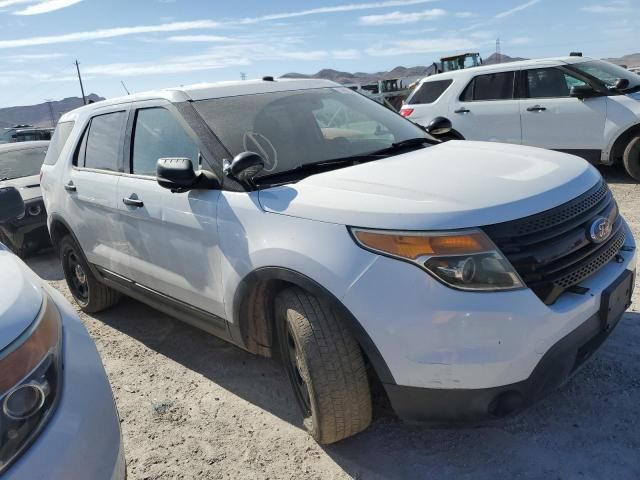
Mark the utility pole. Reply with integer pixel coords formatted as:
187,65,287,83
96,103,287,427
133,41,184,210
240,72,247,81
75,60,87,105
495,38,501,63
45,99,56,127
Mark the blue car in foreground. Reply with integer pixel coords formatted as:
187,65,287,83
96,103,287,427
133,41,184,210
0,186,125,479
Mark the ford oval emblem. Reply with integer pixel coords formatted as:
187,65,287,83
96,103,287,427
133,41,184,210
589,217,613,244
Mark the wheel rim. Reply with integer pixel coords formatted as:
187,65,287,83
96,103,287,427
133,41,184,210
286,325,312,416
64,249,89,303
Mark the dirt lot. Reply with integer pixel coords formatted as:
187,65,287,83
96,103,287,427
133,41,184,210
27,166,640,480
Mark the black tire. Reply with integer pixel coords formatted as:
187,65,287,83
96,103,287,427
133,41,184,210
275,287,372,444
623,136,640,182
60,235,120,313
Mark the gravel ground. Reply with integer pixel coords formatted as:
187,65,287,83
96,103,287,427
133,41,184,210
26,166,640,480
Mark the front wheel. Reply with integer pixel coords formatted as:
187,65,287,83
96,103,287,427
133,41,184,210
623,136,640,181
60,235,120,313
275,287,372,444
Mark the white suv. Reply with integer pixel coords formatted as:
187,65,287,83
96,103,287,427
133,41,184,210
41,78,636,443
400,56,640,180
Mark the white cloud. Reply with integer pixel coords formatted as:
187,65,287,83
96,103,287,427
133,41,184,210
238,0,438,24
3,52,67,61
81,42,360,78
359,8,446,25
0,20,220,48
582,1,633,13
13,0,83,15
0,0,33,7
168,35,235,43
494,0,540,19
367,37,477,56
455,11,474,18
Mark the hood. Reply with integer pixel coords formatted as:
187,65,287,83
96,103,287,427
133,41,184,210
0,174,42,202
0,247,43,351
259,141,601,230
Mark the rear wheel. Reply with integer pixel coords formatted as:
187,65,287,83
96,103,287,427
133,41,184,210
60,235,120,313
623,136,640,181
275,287,372,444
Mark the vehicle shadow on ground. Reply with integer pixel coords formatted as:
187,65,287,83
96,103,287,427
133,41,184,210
24,248,63,280
29,262,640,478
92,295,640,479
93,295,307,427
598,164,638,185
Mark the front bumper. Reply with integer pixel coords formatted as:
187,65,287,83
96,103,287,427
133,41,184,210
342,221,636,421
386,291,630,423
6,285,124,480
0,200,50,254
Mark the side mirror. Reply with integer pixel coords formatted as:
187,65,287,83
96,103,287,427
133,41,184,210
425,117,453,136
614,78,630,90
570,84,599,99
156,157,218,193
0,187,25,223
224,152,265,183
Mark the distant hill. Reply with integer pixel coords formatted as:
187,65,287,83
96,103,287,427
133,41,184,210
0,94,103,129
483,53,527,65
282,52,640,86
282,65,436,85
606,52,640,68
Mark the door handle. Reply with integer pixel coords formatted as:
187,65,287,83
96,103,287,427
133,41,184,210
526,105,547,112
122,196,144,208
454,108,470,114
64,182,76,192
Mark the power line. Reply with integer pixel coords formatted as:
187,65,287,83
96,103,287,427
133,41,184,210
44,99,56,127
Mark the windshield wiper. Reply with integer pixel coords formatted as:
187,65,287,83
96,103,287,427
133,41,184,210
254,137,434,186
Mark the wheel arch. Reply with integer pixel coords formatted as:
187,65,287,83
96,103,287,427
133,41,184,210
231,266,395,384
608,122,640,165
48,213,76,253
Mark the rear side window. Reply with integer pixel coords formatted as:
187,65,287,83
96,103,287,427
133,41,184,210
525,68,586,98
44,121,74,165
460,72,515,101
82,111,126,172
0,147,48,180
131,107,199,176
407,80,452,105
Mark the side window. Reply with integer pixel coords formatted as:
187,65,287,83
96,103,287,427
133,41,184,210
131,107,200,176
407,80,453,105
526,68,586,98
44,121,74,165
460,71,515,101
84,111,126,172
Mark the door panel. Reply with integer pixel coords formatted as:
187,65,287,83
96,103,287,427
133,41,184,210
116,104,225,317
520,67,607,151
64,108,128,271
116,178,224,316
450,71,522,144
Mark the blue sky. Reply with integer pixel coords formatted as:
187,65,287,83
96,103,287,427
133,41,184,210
0,0,637,107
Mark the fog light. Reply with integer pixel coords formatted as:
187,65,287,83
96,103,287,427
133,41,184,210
3,383,47,420
27,204,41,217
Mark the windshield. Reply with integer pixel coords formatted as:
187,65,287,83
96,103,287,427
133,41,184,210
193,87,429,177
0,146,48,181
569,60,640,90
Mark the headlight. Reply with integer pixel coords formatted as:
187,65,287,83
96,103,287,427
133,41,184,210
350,228,524,291
0,292,62,474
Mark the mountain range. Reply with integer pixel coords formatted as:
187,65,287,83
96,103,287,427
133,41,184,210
281,52,639,85
0,94,103,130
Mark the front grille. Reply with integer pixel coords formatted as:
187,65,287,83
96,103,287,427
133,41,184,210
482,180,625,304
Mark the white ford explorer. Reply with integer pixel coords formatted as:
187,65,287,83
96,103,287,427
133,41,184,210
400,56,640,181
40,78,636,444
